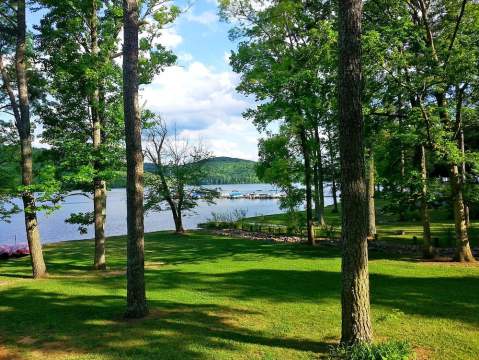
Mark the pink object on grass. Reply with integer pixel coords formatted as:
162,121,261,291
0,244,29,259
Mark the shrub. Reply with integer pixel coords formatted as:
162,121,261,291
321,224,338,240
199,209,248,230
328,340,415,360
286,210,302,235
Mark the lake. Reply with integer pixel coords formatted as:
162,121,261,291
0,183,334,245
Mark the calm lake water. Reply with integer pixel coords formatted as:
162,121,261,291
0,184,333,245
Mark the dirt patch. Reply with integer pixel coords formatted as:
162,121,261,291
414,346,433,360
145,261,167,269
0,346,22,360
25,341,88,360
419,258,479,267
17,337,37,345
49,269,126,280
97,269,125,277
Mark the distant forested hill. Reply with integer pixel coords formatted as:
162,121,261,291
196,157,259,185
14,151,259,188
144,156,259,185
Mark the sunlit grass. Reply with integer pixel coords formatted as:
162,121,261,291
0,231,478,359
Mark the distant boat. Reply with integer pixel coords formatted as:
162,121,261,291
229,191,243,199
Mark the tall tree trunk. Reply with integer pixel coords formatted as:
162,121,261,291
15,1,47,279
459,117,469,227
123,0,148,318
435,93,475,262
90,0,107,270
337,0,373,344
451,162,475,262
299,127,314,245
366,150,376,238
420,145,434,259
93,179,107,268
313,127,325,226
456,87,469,227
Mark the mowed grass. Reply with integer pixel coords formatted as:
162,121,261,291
0,231,478,359
245,204,479,248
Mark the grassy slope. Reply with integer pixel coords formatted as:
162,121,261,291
0,232,478,359
245,203,479,248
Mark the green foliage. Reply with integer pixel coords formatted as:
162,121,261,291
328,340,415,360
65,211,94,235
0,143,62,220
201,209,248,229
198,157,260,185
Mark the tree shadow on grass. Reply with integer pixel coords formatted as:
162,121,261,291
37,264,479,327
149,268,479,326
0,287,331,359
0,231,341,277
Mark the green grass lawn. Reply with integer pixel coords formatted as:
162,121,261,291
245,204,479,248
1,231,478,359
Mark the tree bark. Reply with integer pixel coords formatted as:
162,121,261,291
299,127,314,245
123,0,148,318
366,150,376,238
313,127,325,226
435,93,475,262
93,179,107,268
15,1,47,279
420,145,434,259
337,0,373,344
459,117,469,227
451,162,475,262
173,208,185,233
90,0,107,270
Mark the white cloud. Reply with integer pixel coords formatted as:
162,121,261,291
185,10,219,27
113,26,183,67
177,52,194,64
158,27,183,49
142,61,259,160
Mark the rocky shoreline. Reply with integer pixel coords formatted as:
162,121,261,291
211,228,479,259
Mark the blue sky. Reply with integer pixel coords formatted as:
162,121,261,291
28,1,260,160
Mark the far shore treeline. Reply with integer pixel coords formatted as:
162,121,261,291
2,149,260,188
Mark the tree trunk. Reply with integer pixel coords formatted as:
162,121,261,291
93,180,107,269
420,145,434,259
435,92,475,262
299,127,314,245
451,163,475,262
337,0,373,344
16,1,47,279
90,0,107,270
173,208,185,233
314,127,325,226
459,124,470,227
367,150,376,238
123,0,148,318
